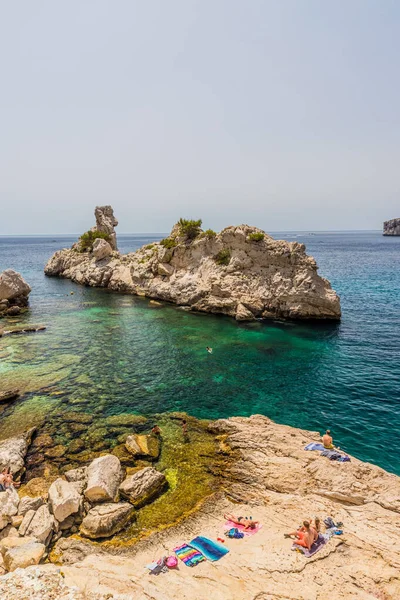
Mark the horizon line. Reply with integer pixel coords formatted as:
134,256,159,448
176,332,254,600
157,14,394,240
0,229,384,237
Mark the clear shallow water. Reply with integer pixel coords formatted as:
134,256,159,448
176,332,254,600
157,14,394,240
0,232,399,475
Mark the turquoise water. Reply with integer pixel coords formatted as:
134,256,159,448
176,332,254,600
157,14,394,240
0,232,399,475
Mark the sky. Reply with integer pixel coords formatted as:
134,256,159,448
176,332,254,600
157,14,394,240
1,0,399,234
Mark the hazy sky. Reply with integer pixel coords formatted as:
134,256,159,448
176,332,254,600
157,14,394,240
1,0,399,234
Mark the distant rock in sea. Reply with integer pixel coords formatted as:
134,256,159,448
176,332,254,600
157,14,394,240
45,207,341,321
383,218,400,236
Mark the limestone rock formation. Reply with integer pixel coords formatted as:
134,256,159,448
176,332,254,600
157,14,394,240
80,502,134,539
119,467,167,507
125,434,161,460
45,212,341,321
84,455,123,502
48,478,81,522
0,489,20,530
0,270,31,316
383,217,400,235
94,205,118,250
0,428,36,476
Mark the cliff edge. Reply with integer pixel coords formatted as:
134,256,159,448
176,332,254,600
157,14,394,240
45,207,341,321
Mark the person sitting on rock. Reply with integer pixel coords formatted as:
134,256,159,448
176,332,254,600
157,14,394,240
322,429,334,449
151,425,161,436
224,513,259,530
285,520,315,550
285,518,319,544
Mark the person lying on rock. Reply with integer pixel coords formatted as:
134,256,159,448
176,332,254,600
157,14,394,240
322,429,334,449
224,513,259,530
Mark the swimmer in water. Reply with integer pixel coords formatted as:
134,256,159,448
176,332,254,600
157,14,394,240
206,347,213,354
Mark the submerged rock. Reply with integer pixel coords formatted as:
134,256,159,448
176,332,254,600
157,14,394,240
80,502,134,539
84,455,123,502
119,467,167,507
0,389,19,404
125,434,161,460
45,210,341,321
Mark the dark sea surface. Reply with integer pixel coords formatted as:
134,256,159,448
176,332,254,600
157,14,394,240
0,231,399,475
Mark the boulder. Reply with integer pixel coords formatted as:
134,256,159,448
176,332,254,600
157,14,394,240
92,238,113,261
48,478,82,522
0,489,20,530
119,467,167,507
80,502,134,539
18,510,36,537
0,535,37,555
235,302,256,321
64,466,88,483
3,540,45,572
84,455,123,502
125,434,161,460
0,270,31,301
0,428,36,476
21,504,56,545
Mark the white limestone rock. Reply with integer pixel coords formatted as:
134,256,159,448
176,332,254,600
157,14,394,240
0,489,20,530
119,467,167,507
0,428,36,476
48,478,82,522
80,502,134,539
92,238,113,261
84,455,123,503
0,270,31,301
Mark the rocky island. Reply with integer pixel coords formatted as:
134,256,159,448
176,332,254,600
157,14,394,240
383,218,400,236
45,206,341,321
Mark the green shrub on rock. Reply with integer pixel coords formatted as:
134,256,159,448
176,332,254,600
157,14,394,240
178,218,202,240
215,248,231,266
248,232,265,242
203,229,217,238
160,237,177,249
79,230,110,252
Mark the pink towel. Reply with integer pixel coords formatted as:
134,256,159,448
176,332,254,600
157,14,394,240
224,521,263,537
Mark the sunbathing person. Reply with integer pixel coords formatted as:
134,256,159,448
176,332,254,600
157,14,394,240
3,468,20,489
288,521,315,550
322,430,334,449
224,513,259,530
285,519,319,547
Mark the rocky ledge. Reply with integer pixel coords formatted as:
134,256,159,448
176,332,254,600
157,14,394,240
44,206,341,321
0,415,399,599
383,218,400,236
0,270,31,317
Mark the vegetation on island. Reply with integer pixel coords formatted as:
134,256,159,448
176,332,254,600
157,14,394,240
248,232,265,242
178,218,202,240
203,229,217,238
160,237,177,249
215,248,231,266
78,230,111,252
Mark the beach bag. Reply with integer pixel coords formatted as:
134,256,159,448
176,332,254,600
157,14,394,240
166,555,178,568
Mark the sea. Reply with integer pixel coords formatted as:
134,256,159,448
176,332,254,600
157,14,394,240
0,231,399,476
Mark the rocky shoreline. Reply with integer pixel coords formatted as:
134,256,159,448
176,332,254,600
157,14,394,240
45,206,341,322
383,218,400,236
0,415,399,599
